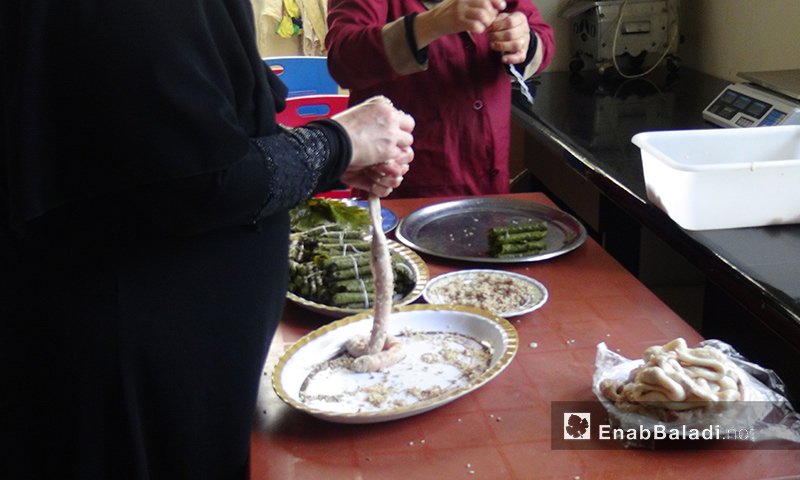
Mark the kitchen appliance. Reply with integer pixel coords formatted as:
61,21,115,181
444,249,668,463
702,69,800,128
559,0,680,76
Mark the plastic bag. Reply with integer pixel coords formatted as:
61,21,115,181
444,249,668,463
592,339,800,448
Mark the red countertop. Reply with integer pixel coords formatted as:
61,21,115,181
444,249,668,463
250,193,800,479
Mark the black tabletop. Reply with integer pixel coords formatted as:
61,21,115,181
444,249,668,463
512,67,800,343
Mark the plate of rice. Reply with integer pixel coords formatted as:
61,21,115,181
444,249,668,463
423,269,548,318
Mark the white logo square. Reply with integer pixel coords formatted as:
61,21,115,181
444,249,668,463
564,412,590,439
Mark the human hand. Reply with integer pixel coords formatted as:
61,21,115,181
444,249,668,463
338,157,411,197
488,11,530,65
333,96,415,197
419,0,507,40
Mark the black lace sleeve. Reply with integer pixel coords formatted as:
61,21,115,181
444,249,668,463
120,120,352,236
250,119,352,223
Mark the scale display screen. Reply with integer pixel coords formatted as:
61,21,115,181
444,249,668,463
703,83,800,128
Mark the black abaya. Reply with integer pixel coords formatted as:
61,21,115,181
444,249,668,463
0,0,350,478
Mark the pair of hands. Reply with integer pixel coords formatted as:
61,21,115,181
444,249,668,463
417,0,531,65
332,96,415,197
327,0,532,196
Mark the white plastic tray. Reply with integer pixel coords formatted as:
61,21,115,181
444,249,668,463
632,126,800,230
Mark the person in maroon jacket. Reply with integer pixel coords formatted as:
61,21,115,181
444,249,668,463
326,0,554,198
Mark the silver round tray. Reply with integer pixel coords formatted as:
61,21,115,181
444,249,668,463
395,197,587,263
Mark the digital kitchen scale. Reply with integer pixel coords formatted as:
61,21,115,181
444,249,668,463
702,69,800,128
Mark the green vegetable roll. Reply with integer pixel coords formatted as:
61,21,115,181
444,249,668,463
327,265,373,281
495,251,545,258
489,229,548,245
486,221,549,258
315,241,372,252
488,221,547,238
332,291,373,307
317,252,372,271
316,231,365,241
328,278,376,293
489,239,546,255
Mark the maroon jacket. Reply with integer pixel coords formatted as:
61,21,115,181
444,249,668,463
327,0,555,198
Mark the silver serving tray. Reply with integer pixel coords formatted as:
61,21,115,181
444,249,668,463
395,197,587,263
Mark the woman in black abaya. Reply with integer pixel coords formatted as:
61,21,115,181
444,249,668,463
0,1,414,478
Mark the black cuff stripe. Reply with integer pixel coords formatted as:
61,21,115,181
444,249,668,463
404,13,427,65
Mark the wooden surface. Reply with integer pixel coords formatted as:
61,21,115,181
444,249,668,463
250,193,800,480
